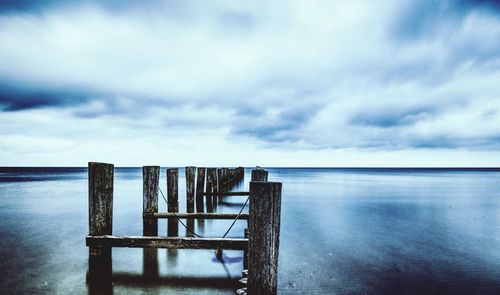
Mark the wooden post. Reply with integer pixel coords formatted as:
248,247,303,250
243,228,249,269
88,162,114,289
251,168,268,182
248,181,282,295
167,168,179,236
185,166,196,213
211,168,219,210
195,167,206,213
238,167,244,181
206,168,217,212
217,168,223,204
142,166,160,280
143,166,159,236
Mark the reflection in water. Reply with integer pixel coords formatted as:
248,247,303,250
87,247,241,294
86,249,113,295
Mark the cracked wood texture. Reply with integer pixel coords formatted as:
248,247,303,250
248,181,282,295
143,166,159,236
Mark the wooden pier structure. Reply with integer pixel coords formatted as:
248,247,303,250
86,163,282,295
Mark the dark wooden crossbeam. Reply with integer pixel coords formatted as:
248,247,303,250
86,235,248,250
203,191,250,196
149,212,249,220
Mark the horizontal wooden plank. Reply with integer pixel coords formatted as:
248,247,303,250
150,212,249,220
86,235,248,250
203,191,250,196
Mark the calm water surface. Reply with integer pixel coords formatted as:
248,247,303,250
1,167,500,294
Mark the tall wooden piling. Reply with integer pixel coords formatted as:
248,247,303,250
195,168,206,212
167,168,179,236
248,181,282,295
88,162,114,285
143,166,159,236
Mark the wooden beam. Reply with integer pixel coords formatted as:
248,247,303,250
203,191,250,196
86,235,248,250
150,212,249,220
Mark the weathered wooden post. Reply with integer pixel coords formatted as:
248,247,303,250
185,166,196,213
142,166,159,280
251,167,268,182
88,162,114,289
143,166,159,236
243,228,249,269
208,168,218,210
195,167,206,212
217,168,224,204
185,166,196,236
167,168,179,236
222,167,229,188
206,168,215,212
248,180,282,295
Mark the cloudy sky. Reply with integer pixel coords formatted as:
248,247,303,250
0,0,499,167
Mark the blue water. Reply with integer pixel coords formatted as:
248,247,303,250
1,167,500,294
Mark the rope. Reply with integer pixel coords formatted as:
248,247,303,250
158,186,249,239
159,186,202,238
222,196,249,238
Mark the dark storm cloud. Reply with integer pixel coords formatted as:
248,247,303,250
350,105,437,128
0,83,90,111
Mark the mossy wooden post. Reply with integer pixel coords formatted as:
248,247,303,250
143,166,159,236
167,168,179,236
248,181,282,295
195,167,206,213
251,168,268,182
88,162,114,286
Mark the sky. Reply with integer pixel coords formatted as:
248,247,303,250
0,0,499,167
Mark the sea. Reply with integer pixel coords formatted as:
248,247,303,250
1,167,500,294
